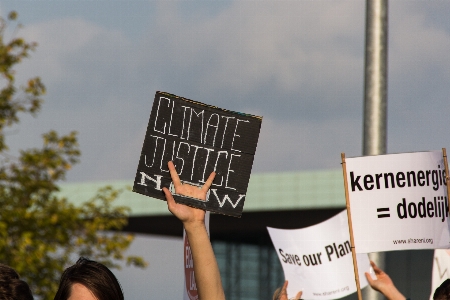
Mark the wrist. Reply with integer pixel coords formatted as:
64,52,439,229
183,220,206,232
384,288,406,300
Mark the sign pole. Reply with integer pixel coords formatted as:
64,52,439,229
442,148,450,213
341,153,362,300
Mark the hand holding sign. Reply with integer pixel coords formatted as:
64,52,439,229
163,161,215,225
163,160,225,300
365,261,406,300
273,281,302,300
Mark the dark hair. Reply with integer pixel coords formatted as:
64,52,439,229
53,257,123,300
434,279,450,300
0,264,34,300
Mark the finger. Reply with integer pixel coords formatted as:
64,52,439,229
282,280,288,290
201,171,216,192
280,280,288,296
295,291,302,299
163,187,176,211
370,260,382,274
168,161,182,188
365,272,374,286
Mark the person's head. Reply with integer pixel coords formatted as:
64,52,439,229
434,279,450,300
53,257,123,300
0,264,34,300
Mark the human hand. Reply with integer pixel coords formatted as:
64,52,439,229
365,261,406,300
162,161,215,226
273,281,302,300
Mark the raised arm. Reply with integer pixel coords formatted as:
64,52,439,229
163,161,225,300
365,260,406,300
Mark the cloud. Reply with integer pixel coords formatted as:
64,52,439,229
3,1,450,182
138,1,366,120
8,17,150,181
387,2,450,153
18,18,139,107
253,117,362,173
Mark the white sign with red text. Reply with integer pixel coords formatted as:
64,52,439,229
183,212,210,300
344,151,450,253
268,211,370,300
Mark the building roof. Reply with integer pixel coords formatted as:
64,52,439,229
58,168,346,216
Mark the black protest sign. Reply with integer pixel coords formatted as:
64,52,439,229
132,91,262,217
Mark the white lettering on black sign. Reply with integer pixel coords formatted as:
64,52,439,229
133,91,262,217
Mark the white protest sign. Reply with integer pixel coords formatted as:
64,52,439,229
183,212,210,300
344,150,450,253
268,210,370,299
430,249,450,300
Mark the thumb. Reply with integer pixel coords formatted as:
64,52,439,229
365,272,376,287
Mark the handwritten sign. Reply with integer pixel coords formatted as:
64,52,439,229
267,211,370,299
133,91,262,217
344,150,450,253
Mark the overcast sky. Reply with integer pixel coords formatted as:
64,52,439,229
1,0,449,183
